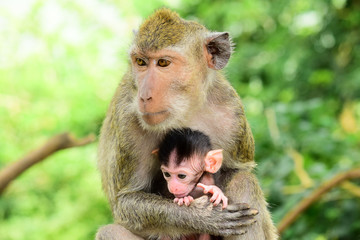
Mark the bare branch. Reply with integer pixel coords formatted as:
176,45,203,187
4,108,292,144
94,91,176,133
277,167,360,235
0,132,96,194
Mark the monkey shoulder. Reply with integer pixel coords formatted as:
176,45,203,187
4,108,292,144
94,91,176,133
204,77,255,165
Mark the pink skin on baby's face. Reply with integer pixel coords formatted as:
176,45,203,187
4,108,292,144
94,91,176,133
160,151,204,198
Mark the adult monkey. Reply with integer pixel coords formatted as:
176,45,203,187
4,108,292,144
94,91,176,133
96,8,278,240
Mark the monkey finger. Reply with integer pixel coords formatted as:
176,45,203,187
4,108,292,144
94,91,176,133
213,196,222,206
230,208,259,219
229,209,259,223
226,203,250,212
197,183,209,194
184,196,193,206
184,198,189,206
210,191,219,203
210,223,248,237
178,198,184,206
218,228,247,237
236,216,257,227
219,208,258,224
219,216,257,230
222,196,228,209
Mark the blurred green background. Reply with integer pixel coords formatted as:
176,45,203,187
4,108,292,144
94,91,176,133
0,0,359,239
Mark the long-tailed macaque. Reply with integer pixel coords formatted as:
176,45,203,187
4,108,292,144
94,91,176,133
157,128,228,210
96,8,278,240
158,128,227,240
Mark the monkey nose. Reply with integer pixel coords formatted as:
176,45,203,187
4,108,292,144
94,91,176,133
170,187,185,196
140,96,152,103
169,186,178,194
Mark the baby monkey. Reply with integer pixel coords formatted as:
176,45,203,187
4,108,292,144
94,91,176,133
156,128,228,209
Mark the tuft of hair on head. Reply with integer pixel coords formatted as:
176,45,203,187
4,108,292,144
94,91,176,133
158,128,212,166
135,8,187,51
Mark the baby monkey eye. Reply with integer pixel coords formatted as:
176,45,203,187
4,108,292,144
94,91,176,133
163,172,171,178
178,174,186,179
157,59,170,67
136,58,146,66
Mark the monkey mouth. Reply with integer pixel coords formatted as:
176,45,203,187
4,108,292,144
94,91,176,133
141,110,170,125
142,110,168,116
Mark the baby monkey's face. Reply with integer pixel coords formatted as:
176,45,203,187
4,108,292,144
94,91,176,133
161,153,204,198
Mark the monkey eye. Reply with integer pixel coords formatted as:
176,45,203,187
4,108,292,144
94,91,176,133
157,59,170,67
136,58,147,66
178,174,187,179
163,172,171,178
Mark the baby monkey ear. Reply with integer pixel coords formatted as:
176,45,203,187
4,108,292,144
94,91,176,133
151,149,159,156
204,149,223,173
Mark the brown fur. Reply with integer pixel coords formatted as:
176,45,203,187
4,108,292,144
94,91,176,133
135,9,205,52
96,8,278,240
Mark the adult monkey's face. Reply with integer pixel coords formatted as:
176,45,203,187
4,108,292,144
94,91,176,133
129,9,232,130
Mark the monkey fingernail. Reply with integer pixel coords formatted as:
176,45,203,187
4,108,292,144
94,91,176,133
250,209,259,215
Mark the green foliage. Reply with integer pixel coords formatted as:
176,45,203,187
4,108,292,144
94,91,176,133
0,0,359,239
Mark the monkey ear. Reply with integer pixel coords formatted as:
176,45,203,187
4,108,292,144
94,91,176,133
205,32,233,70
204,149,223,173
151,149,159,156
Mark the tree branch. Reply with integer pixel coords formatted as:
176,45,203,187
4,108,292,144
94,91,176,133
0,132,96,195
277,167,360,235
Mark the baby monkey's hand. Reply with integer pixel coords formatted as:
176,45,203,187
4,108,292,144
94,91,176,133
174,196,194,206
197,183,228,209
